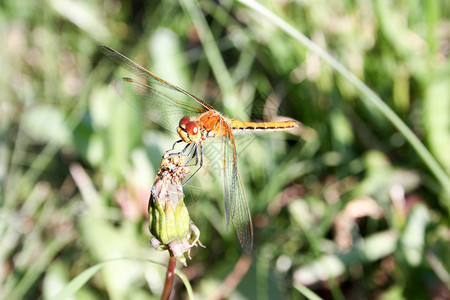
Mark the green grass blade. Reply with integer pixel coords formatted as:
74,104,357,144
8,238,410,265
49,258,194,300
238,0,450,207
179,0,241,115
49,263,105,300
294,283,324,300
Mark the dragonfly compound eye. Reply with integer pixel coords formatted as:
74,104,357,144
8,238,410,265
179,116,191,128
186,121,199,135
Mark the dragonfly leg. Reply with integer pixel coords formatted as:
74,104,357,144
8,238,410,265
167,141,192,157
165,140,183,154
167,142,198,175
183,144,199,167
182,142,203,185
184,142,198,159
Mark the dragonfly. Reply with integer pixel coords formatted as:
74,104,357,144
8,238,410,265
99,45,301,254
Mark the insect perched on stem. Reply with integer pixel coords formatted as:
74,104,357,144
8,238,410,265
100,45,301,253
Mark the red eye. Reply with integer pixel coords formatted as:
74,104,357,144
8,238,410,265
185,121,199,135
179,116,191,127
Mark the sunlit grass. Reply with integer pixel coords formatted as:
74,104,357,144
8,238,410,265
1,0,449,299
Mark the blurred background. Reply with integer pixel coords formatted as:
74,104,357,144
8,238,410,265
1,0,450,299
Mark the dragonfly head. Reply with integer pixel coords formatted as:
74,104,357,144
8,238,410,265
177,116,201,143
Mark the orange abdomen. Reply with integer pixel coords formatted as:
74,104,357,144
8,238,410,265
229,119,300,135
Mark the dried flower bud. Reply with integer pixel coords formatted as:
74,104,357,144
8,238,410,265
148,154,204,266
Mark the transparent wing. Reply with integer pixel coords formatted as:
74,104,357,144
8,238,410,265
222,124,254,254
99,45,213,131
115,78,205,133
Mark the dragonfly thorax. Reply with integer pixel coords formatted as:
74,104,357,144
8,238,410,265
177,116,201,143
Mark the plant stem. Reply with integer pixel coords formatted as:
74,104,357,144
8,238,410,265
161,254,177,300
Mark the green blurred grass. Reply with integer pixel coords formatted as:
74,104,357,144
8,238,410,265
1,0,450,299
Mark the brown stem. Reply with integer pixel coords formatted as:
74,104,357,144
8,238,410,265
213,254,252,299
161,254,177,300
